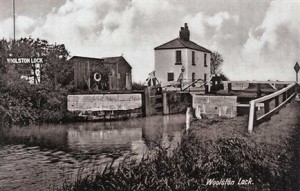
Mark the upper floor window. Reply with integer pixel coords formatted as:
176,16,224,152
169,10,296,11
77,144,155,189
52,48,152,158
175,50,182,65
192,51,195,65
204,53,207,67
167,73,174,81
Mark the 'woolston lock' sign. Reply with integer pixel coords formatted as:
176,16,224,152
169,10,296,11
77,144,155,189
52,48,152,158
67,94,142,111
7,57,44,64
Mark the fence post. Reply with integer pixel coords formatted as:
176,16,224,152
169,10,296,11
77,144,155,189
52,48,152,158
257,83,262,97
205,85,209,94
228,82,232,93
275,96,279,107
282,92,287,102
141,91,146,117
264,100,270,114
248,100,256,133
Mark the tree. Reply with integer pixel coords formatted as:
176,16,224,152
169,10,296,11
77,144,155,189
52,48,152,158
0,38,72,89
42,43,72,89
0,38,74,125
210,51,224,75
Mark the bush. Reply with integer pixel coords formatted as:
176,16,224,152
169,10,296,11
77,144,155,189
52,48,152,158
167,92,192,114
132,82,146,91
0,38,73,126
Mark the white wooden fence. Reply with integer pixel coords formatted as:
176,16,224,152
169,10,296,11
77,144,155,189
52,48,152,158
248,83,298,133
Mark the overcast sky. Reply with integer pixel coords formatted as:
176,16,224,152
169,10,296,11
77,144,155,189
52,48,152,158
0,0,299,82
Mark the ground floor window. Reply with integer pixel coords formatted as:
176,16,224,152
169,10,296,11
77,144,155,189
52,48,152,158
167,73,174,81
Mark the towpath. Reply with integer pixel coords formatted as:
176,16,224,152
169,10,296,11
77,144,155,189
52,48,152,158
257,97,300,190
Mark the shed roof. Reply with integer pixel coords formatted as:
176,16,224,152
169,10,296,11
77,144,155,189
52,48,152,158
69,56,132,69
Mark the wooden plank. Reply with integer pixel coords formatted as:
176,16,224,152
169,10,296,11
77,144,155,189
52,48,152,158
252,83,296,103
224,80,294,84
248,83,296,133
257,92,296,121
237,103,264,107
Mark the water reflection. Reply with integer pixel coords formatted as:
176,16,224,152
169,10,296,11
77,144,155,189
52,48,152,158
67,114,185,158
142,114,184,149
0,114,185,191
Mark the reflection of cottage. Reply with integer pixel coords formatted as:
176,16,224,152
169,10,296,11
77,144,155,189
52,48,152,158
154,23,212,88
70,56,132,91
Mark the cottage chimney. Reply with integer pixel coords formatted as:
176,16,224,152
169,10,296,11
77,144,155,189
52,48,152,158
179,23,190,41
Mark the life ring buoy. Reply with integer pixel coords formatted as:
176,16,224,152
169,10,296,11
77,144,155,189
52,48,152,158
94,73,101,82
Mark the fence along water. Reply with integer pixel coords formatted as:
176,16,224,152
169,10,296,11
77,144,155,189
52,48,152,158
248,82,298,133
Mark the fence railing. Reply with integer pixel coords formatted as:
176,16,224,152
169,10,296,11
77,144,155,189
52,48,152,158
223,81,293,96
248,82,297,133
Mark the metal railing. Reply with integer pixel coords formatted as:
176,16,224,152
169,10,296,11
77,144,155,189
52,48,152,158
248,82,297,133
181,79,205,91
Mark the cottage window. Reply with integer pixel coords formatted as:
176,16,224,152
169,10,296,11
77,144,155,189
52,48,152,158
167,73,174,81
204,73,207,81
175,51,182,65
192,51,195,65
204,53,207,67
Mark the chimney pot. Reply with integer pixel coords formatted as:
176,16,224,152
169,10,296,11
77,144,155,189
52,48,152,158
179,23,190,41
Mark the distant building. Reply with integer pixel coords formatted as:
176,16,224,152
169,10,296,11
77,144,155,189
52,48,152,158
70,56,132,91
154,23,212,87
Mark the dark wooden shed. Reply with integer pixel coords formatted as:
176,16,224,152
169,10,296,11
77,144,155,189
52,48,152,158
70,56,132,91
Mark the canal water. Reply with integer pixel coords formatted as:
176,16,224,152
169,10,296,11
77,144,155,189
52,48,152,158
0,114,185,191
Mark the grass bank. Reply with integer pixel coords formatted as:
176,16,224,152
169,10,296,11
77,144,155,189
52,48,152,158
60,101,298,191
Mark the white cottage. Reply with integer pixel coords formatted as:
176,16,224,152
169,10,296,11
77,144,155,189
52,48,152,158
154,23,211,88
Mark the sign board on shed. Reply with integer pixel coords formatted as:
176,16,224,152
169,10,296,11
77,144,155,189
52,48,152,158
193,95,237,117
67,94,142,111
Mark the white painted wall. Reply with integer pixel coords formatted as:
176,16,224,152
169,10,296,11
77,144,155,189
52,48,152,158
154,48,188,86
186,49,211,82
155,48,211,86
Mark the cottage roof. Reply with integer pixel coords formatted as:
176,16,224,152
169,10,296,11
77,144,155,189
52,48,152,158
69,56,132,69
154,38,212,53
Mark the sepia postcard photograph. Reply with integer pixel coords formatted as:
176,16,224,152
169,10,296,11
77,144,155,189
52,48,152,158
0,0,299,190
